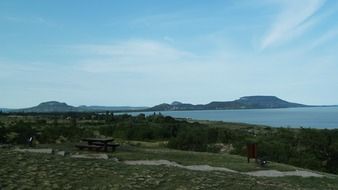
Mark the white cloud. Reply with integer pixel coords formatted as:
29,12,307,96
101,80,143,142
74,40,190,57
72,40,195,73
309,27,338,49
3,16,59,27
261,0,325,49
5,16,45,23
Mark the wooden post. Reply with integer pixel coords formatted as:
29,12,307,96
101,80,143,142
247,143,257,163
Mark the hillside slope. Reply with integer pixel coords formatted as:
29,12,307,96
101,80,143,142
149,96,308,111
11,101,147,113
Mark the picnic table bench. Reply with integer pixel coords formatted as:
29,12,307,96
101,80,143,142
75,138,120,152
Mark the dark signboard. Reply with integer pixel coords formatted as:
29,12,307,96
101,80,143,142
247,143,257,163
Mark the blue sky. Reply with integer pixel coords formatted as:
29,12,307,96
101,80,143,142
1,0,338,108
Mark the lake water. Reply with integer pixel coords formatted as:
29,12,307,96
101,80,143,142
125,107,338,129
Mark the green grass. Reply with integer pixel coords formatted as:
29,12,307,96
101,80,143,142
36,141,296,172
36,141,322,173
113,145,298,172
1,148,338,190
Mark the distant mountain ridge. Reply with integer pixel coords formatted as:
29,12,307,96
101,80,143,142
10,101,148,113
78,105,148,111
24,101,78,112
2,96,331,113
0,108,9,112
148,96,309,111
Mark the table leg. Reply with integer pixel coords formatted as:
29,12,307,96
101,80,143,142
104,142,107,152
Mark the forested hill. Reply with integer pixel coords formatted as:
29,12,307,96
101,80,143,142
17,101,78,113
10,101,147,113
3,96,310,113
0,108,9,112
149,96,308,111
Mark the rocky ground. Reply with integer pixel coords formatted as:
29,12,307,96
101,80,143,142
124,160,324,177
1,145,338,189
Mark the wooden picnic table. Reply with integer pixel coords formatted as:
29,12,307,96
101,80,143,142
75,138,120,152
81,138,114,152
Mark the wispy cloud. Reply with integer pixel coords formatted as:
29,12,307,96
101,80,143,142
261,0,325,49
73,40,190,57
3,16,59,27
310,27,338,49
71,40,195,73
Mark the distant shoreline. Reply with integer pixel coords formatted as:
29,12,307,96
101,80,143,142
120,107,338,129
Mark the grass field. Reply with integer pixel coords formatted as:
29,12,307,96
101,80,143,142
1,142,338,189
36,141,298,172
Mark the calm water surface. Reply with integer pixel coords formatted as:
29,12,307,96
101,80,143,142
126,107,338,129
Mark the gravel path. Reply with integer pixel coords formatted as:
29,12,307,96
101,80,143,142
124,160,237,173
244,170,323,177
11,148,326,178
124,160,324,178
13,148,53,154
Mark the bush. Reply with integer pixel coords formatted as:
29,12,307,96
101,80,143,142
207,144,222,153
168,127,208,152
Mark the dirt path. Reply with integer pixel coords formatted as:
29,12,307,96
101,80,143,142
124,160,237,173
124,160,324,178
244,170,323,177
10,148,326,178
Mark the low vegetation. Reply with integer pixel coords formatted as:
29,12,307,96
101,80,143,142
1,112,338,175
1,143,338,189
